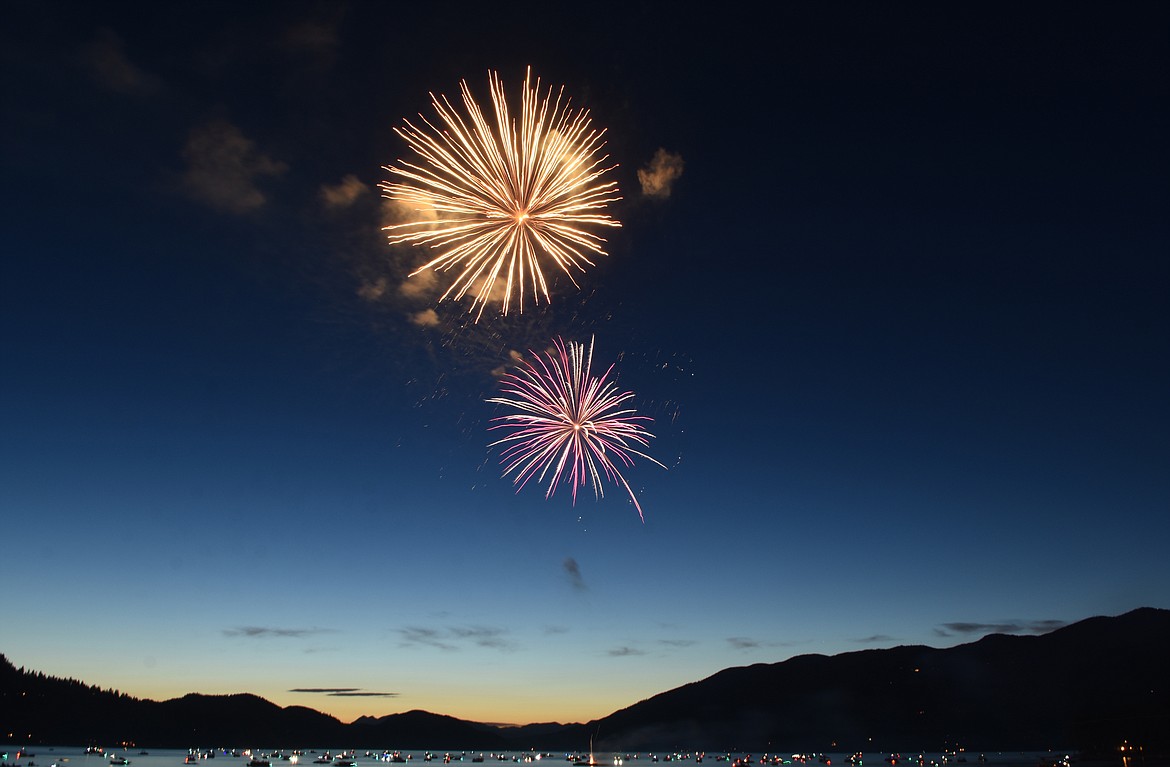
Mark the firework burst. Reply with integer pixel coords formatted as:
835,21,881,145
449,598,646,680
488,337,663,521
381,68,621,320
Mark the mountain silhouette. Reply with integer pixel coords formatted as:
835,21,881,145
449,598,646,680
568,608,1169,753
3,608,1167,753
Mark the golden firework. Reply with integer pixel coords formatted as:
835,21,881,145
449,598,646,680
381,68,621,319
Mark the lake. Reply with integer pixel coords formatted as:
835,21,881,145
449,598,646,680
0,747,1083,767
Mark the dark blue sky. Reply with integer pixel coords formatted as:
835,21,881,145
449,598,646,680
2,2,1168,724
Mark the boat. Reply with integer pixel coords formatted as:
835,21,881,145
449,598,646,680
572,739,602,767
109,759,129,766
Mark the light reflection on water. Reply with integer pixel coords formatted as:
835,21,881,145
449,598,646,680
0,749,1081,767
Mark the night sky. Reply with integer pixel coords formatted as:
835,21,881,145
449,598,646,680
2,3,1168,726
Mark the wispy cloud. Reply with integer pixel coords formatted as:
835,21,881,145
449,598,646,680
182,119,287,214
410,308,440,327
223,626,335,639
726,635,800,651
399,626,453,651
607,646,646,657
637,148,685,199
282,20,339,58
398,269,439,302
357,277,389,302
289,687,358,693
321,174,369,209
290,687,398,698
853,634,895,644
563,557,587,591
398,625,517,651
657,638,696,648
935,619,1066,637
450,626,515,650
80,28,160,96
378,199,452,318
278,15,345,77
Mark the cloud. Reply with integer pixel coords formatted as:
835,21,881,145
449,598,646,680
382,196,437,229
563,557,587,591
182,119,287,214
935,619,1066,637
80,28,160,95
399,268,439,301
393,267,513,325
449,625,516,650
290,688,398,698
357,277,389,302
279,15,345,77
282,21,339,57
492,349,529,378
726,635,801,651
607,646,646,657
321,174,369,209
459,272,507,308
378,199,455,320
544,625,570,635
854,634,896,644
289,687,358,693
223,626,334,638
657,639,696,648
410,308,440,327
637,148,685,199
399,627,454,651
398,625,516,651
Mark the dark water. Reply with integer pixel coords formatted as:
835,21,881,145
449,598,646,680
0,748,1088,767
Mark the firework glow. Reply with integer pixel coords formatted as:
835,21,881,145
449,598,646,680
488,337,664,521
381,68,621,319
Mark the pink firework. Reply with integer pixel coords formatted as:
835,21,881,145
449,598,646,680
488,337,664,521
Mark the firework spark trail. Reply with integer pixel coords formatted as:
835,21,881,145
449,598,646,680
488,337,664,521
381,68,621,320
